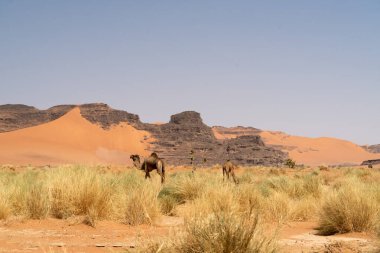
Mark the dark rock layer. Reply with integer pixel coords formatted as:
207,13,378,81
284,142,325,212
361,159,380,166
0,103,287,166
362,144,380,154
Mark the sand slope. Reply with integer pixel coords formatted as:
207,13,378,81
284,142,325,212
212,127,380,166
0,108,152,165
260,131,380,166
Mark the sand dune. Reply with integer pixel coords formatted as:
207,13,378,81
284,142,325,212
0,108,152,165
259,131,380,166
213,127,380,166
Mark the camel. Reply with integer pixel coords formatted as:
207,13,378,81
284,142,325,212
130,153,165,183
222,160,238,184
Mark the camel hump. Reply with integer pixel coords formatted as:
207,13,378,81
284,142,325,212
150,152,159,158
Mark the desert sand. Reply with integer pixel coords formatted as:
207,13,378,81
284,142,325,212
212,128,380,166
0,217,376,253
1,108,379,166
0,107,152,165
260,131,380,166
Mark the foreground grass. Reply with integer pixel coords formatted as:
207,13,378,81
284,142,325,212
0,165,380,252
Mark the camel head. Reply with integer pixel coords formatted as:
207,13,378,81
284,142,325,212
130,154,141,168
150,152,159,159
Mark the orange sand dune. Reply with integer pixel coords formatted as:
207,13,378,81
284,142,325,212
0,108,152,165
212,127,380,166
260,131,380,166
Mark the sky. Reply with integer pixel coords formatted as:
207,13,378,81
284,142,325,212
0,1,379,145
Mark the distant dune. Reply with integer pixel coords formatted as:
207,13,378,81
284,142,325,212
0,108,152,165
1,104,378,167
260,131,380,166
213,126,380,166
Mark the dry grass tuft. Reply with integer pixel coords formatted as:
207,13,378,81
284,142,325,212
318,179,379,235
177,211,277,253
124,181,161,225
0,189,11,220
26,182,50,219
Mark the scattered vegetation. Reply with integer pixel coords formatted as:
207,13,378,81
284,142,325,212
318,179,379,235
284,158,296,168
1,164,380,251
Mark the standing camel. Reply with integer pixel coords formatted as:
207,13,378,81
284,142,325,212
130,153,165,184
222,160,238,184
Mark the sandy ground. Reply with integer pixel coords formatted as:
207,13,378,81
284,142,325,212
0,217,377,253
0,108,153,166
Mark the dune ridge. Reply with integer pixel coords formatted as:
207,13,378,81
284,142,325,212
212,127,380,166
0,107,152,165
260,131,380,166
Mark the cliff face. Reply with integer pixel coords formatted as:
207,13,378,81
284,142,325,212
0,103,287,166
362,144,380,154
0,104,75,132
139,111,286,166
212,126,261,140
0,103,141,132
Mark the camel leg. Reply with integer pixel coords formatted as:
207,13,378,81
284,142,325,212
223,168,226,181
144,163,150,179
231,171,238,184
157,162,165,184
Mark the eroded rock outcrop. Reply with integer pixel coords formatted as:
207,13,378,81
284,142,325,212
0,104,287,166
362,144,380,154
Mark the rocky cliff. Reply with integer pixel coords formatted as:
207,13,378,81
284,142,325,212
0,103,287,166
141,111,286,166
0,104,75,132
0,103,141,132
362,144,380,154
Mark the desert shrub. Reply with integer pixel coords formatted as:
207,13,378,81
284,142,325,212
48,166,114,221
164,174,206,204
238,170,257,184
289,197,319,221
7,171,40,215
236,184,263,214
124,181,161,225
176,211,277,253
260,174,322,200
285,159,296,168
179,183,238,220
0,189,11,220
318,180,379,235
159,194,179,215
302,174,322,198
26,182,50,219
263,192,291,223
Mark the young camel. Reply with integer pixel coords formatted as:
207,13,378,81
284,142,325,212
222,160,238,184
130,153,165,184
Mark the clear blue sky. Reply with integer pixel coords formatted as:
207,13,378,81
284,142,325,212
1,1,379,145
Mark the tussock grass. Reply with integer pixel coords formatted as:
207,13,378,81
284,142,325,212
0,164,379,241
124,181,161,225
0,189,11,220
26,182,50,219
177,211,277,253
318,179,379,235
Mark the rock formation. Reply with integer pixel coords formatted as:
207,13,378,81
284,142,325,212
361,159,380,166
362,144,380,154
0,104,287,166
